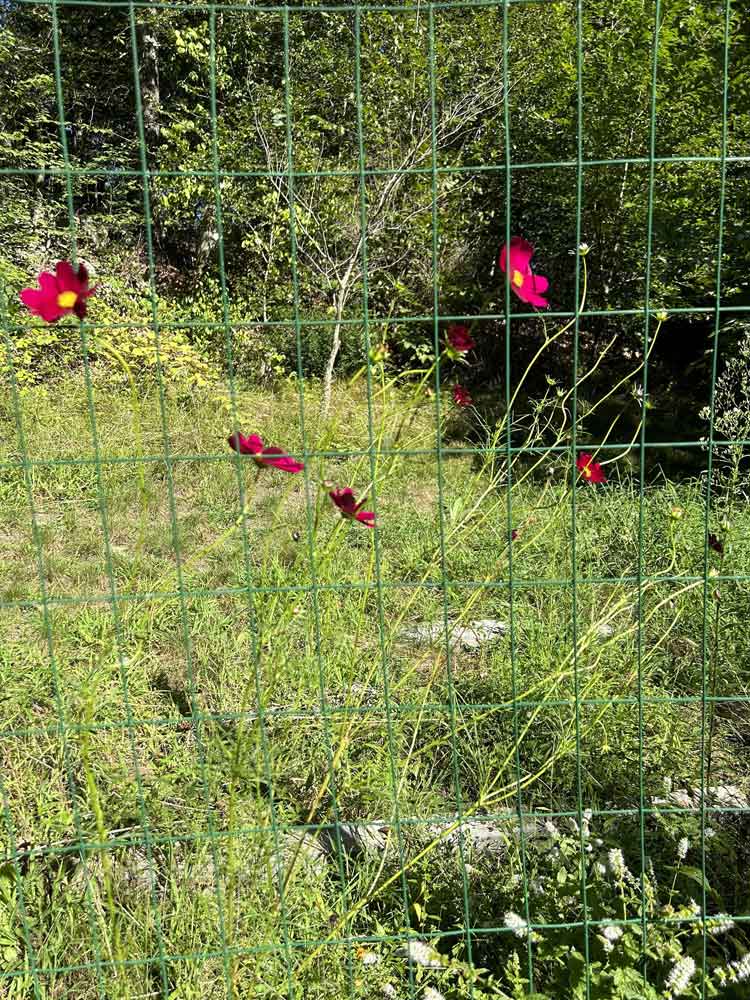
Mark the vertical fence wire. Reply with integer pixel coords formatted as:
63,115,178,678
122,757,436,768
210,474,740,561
426,6,476,987
569,1,592,996
635,0,663,985
206,9,297,998
349,9,419,995
501,0,535,989
699,4,733,998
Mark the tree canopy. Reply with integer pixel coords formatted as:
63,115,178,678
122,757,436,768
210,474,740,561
1,1,748,394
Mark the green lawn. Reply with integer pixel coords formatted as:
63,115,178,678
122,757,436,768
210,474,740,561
1,376,748,999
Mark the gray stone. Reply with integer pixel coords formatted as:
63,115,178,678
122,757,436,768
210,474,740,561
319,822,389,859
428,819,508,857
427,816,545,859
119,848,158,892
399,619,508,651
70,846,159,895
652,788,694,810
704,785,748,810
279,832,328,877
653,785,749,813
396,939,444,969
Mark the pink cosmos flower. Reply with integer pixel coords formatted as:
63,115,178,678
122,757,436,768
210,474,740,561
576,453,607,484
453,384,473,407
228,432,304,473
19,261,95,322
499,237,549,308
447,324,475,353
329,487,375,528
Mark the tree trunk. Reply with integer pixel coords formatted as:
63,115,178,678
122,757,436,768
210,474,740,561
138,22,160,152
137,20,161,242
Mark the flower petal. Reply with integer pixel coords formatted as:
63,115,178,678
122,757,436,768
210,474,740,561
330,487,358,516
19,288,63,322
38,271,59,295
228,432,259,455
354,510,376,528
507,236,534,274
276,457,305,473
514,275,548,308
55,260,81,293
261,446,304,473
244,434,264,455
531,274,549,294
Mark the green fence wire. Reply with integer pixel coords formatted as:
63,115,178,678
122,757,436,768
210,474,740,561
0,0,747,998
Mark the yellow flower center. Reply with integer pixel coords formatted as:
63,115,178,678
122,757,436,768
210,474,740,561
57,290,77,309
583,465,592,479
512,269,524,288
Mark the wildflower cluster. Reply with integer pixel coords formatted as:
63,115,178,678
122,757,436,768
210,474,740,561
471,813,742,1000
18,237,610,542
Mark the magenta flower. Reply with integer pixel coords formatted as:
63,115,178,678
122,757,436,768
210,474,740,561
329,487,375,528
576,453,607,484
499,237,549,308
453,384,473,408
447,324,475,353
19,261,95,322
228,432,304,473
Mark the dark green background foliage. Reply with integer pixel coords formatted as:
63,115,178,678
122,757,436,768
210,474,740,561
1,1,749,388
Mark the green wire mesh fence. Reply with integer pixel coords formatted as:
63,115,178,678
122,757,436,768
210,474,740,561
1,0,749,998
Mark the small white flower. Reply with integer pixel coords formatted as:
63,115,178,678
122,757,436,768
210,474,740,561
728,953,750,982
398,941,444,969
423,989,446,1000
707,913,734,935
705,826,716,840
568,818,580,834
504,911,528,939
607,848,628,879
666,956,696,996
602,924,624,943
594,862,607,876
688,898,701,916
677,837,689,861
543,820,560,838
